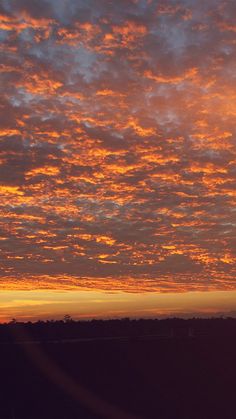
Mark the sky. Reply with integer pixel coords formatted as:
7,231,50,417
0,0,236,321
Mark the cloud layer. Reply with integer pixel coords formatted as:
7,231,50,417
0,0,236,292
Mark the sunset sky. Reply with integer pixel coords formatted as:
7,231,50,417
0,0,236,322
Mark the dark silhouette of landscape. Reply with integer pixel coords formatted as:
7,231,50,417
0,317,236,419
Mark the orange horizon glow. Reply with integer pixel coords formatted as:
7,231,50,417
1,289,236,324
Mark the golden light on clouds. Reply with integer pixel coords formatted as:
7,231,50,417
0,0,236,320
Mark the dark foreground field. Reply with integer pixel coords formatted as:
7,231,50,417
0,318,236,419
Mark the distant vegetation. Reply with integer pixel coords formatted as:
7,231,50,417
1,317,236,343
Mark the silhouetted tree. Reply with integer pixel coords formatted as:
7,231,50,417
63,314,73,323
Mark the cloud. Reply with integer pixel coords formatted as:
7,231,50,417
0,0,235,292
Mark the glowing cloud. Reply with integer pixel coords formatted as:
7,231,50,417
0,0,235,307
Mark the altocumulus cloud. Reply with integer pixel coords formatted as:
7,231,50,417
0,0,236,292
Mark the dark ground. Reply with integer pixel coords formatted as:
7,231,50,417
0,318,236,419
